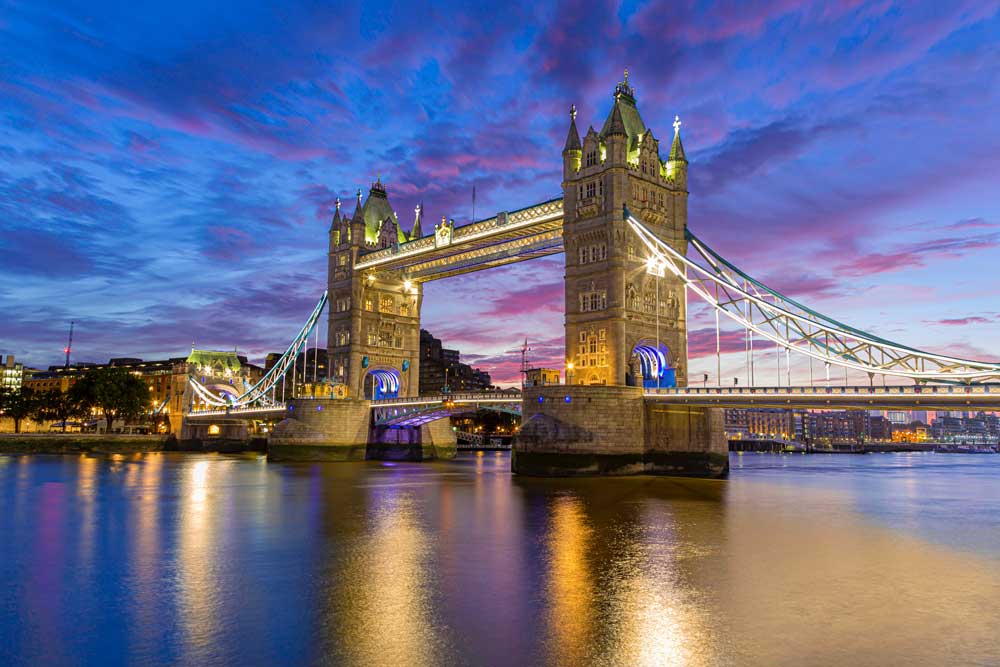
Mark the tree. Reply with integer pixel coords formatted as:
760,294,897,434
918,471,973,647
0,388,39,434
35,389,87,432
70,368,151,432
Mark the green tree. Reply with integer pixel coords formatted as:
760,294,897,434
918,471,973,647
0,387,39,434
71,368,151,432
35,389,87,432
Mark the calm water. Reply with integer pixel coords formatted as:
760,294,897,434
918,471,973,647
1,451,999,666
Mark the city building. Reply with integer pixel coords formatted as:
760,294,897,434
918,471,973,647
1,355,25,391
419,329,492,394
525,368,562,387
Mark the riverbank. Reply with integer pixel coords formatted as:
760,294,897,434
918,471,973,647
0,433,265,455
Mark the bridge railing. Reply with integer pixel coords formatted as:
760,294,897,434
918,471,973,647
646,384,998,397
371,392,522,407
188,404,287,417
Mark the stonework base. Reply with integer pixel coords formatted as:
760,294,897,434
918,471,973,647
267,398,457,462
267,398,371,462
513,385,729,478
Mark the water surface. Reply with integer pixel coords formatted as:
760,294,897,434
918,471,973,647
1,451,998,666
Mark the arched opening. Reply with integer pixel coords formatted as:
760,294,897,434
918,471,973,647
629,341,676,389
363,368,400,400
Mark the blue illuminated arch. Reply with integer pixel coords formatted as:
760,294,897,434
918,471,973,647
365,368,401,400
632,341,676,389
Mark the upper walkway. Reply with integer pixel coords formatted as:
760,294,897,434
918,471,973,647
352,198,564,281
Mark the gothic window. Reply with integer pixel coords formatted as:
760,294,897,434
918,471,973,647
578,185,583,200
644,292,655,314
338,254,347,266
380,295,394,313
599,328,606,340
366,329,377,346
599,244,607,261
589,337,597,354
579,247,588,264
626,285,639,311
599,179,603,197
589,247,597,263
586,181,596,198
400,302,410,316
586,151,597,167
579,332,587,343
641,162,647,174
393,335,402,348
364,297,374,312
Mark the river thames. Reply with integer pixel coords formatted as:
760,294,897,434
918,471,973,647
1,451,998,666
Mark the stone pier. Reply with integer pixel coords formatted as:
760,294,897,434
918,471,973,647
267,398,456,462
513,385,728,478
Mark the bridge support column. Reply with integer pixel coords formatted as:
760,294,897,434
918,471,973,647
268,399,457,462
366,420,457,461
268,399,371,461
513,386,728,478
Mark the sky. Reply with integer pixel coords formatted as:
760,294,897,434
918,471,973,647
1,0,1000,386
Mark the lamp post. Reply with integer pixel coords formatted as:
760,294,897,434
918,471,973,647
566,362,574,385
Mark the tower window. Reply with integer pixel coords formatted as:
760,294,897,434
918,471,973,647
586,182,596,198
586,151,597,167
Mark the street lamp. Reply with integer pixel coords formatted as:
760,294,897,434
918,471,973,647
566,361,574,385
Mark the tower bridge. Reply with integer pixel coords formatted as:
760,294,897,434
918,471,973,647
181,71,1000,476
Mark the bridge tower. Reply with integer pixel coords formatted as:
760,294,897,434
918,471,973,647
515,71,726,478
561,70,690,388
327,180,423,399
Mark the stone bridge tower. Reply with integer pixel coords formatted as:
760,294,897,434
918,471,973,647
561,71,690,388
327,180,424,399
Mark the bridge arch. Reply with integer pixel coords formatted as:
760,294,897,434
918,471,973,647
363,367,401,400
628,339,677,389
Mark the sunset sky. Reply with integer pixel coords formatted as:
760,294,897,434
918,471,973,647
2,1,999,385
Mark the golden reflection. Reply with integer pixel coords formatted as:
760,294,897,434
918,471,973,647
544,495,594,665
75,455,98,576
598,502,715,666
177,458,221,660
333,492,443,666
128,454,164,657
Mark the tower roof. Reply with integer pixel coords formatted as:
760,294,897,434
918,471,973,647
362,178,408,244
563,105,582,152
329,197,341,232
668,115,687,163
599,69,647,145
410,203,424,241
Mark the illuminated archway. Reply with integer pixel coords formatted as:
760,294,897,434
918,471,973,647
630,341,676,389
364,368,401,400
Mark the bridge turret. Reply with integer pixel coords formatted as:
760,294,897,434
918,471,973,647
329,197,342,246
562,105,582,181
666,115,688,190
349,188,364,248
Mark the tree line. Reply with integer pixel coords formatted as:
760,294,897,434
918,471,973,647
0,367,152,433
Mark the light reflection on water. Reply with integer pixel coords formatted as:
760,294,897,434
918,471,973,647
0,451,998,666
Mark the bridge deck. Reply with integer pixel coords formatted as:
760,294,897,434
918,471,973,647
646,385,1000,410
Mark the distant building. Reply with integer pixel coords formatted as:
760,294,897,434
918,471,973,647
419,329,492,394
1,355,24,391
525,368,561,387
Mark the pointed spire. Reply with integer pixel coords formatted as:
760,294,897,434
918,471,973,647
410,203,424,240
605,102,627,137
563,105,581,152
668,115,687,163
352,188,363,221
329,196,342,231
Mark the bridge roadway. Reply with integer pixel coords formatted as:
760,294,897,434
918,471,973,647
184,385,1000,423
645,384,1000,410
